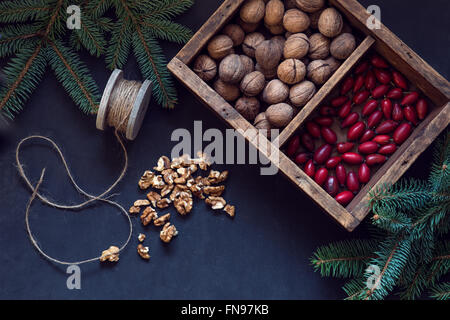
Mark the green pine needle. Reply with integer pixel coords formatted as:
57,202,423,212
430,283,450,300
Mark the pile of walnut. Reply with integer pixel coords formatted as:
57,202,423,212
193,0,357,137
129,153,235,260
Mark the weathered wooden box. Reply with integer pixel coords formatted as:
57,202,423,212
168,0,450,231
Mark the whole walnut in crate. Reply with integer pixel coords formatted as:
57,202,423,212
242,32,265,57
308,33,330,60
255,40,282,70
240,0,266,24
264,0,285,26
266,103,294,127
307,59,332,85
255,63,278,80
219,54,245,83
289,80,316,107
262,79,289,104
254,112,272,138
193,55,217,81
235,96,260,121
309,9,324,29
237,17,260,33
271,35,286,52
222,24,245,46
330,33,356,60
207,35,233,59
240,55,255,74
277,59,306,85
283,9,310,33
325,56,341,73
283,33,309,59
318,7,343,38
295,0,325,13
214,79,240,102
240,71,265,96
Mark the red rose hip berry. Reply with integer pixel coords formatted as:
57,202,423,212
347,121,366,141
314,168,328,186
325,176,339,196
335,191,354,206
358,141,379,154
346,172,360,192
313,144,333,164
342,152,364,165
393,123,412,144
358,163,371,183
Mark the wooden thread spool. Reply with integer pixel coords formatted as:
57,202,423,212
96,69,152,140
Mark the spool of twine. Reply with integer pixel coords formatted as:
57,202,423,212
16,69,153,265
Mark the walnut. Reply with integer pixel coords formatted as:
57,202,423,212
283,33,309,59
138,170,154,190
129,206,141,214
100,246,119,262
308,33,330,60
240,0,265,24
235,96,260,121
154,213,171,227
240,71,265,96
242,32,265,58
219,54,245,84
138,233,146,242
264,0,285,26
255,63,277,80
318,7,343,38
134,199,150,207
295,0,324,13
161,184,174,197
277,58,306,85
205,196,227,210
151,175,165,189
141,206,158,226
283,9,310,33
156,198,171,209
207,34,233,60
239,55,255,75
160,223,178,243
285,0,297,9
193,55,217,82
262,79,289,104
289,80,316,107
222,24,245,46
307,59,332,84
174,192,193,215
162,168,178,185
309,9,324,29
203,185,225,197
254,112,272,138
195,151,211,170
237,17,260,33
170,184,187,201
330,33,356,60
208,170,228,184
266,23,285,35
137,244,150,260
271,36,286,52
213,79,240,102
255,40,282,70
324,56,341,73
224,204,235,217
146,191,161,207
265,103,294,127
154,156,171,172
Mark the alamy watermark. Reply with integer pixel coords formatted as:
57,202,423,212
66,265,81,290
366,5,381,30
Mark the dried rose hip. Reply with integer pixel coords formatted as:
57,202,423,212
325,176,339,196
347,121,366,141
365,70,377,90
341,76,354,95
337,142,354,153
358,163,371,183
321,127,337,144
336,164,347,186
392,71,408,90
314,116,333,127
306,121,321,138
360,129,376,143
314,168,329,186
338,101,352,119
386,88,403,100
367,110,383,128
287,135,300,157
416,99,428,120
313,144,333,164
335,191,354,206
366,154,387,166
372,135,391,145
370,55,389,68
393,123,412,144
371,84,390,99
301,133,315,152
375,120,398,134
404,106,418,125
304,159,315,177
401,92,419,106
342,152,364,165
378,143,397,155
295,152,309,165
346,172,360,192
341,112,359,128
392,103,404,121
325,156,341,169
362,100,378,117
358,141,379,154
374,69,392,84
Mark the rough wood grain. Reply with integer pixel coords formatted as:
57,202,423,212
331,0,450,106
176,0,245,65
275,35,375,148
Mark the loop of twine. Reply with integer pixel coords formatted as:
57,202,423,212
16,76,145,265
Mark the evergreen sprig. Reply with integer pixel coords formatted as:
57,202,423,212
0,0,194,118
311,131,450,300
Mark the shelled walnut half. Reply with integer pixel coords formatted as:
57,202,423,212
160,223,178,243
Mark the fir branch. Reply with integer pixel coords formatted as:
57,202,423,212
105,16,131,70
0,24,41,58
143,0,194,20
72,14,107,57
85,0,112,19
142,19,193,44
311,240,378,278
46,39,100,113
0,45,47,118
0,0,50,23
430,282,450,300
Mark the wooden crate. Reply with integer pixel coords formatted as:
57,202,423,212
168,0,450,231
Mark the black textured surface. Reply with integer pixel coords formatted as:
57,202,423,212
0,0,448,299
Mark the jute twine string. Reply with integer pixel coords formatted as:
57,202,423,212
16,79,144,265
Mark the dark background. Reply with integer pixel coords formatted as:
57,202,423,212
0,0,448,299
